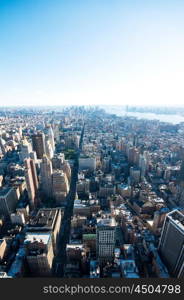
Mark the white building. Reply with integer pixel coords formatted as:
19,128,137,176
96,218,116,264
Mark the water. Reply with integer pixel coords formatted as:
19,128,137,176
115,110,184,125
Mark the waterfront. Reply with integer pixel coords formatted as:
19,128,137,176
124,112,184,124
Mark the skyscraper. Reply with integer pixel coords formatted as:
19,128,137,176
96,218,116,264
19,138,32,162
52,170,69,205
52,153,71,182
32,132,46,159
24,158,38,208
158,210,184,278
25,232,54,277
40,155,53,198
45,136,54,159
0,187,18,217
47,125,55,153
175,153,184,206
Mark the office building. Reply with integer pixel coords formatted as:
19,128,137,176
25,232,54,277
47,125,55,153
96,218,116,264
52,170,69,205
24,158,38,208
52,153,71,182
40,155,53,198
0,187,18,217
45,136,54,160
27,208,62,254
32,132,46,159
158,210,184,278
19,139,32,162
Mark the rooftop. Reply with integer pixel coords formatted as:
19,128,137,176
97,218,116,227
27,208,59,230
25,232,51,245
83,234,96,240
167,209,184,230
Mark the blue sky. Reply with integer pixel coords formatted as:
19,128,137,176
0,0,184,106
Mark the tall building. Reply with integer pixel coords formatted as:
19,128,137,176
24,232,54,277
0,187,18,217
24,158,38,208
27,208,62,255
52,170,69,205
53,122,60,142
52,153,71,182
19,139,32,162
30,159,39,191
96,218,116,264
65,135,79,149
52,153,65,169
32,132,46,159
40,155,53,198
177,149,184,187
0,138,7,154
47,125,55,153
29,151,37,162
45,137,54,160
176,158,184,206
158,210,184,278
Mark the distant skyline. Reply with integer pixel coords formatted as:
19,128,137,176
0,0,184,107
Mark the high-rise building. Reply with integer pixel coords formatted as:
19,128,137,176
40,155,53,198
45,137,54,160
0,187,19,217
24,158,38,208
158,210,184,278
65,135,79,149
30,159,39,191
19,139,32,162
52,153,65,169
24,232,54,276
53,122,60,142
0,138,7,154
30,151,37,162
52,153,71,182
47,125,55,153
27,208,62,255
96,218,116,264
175,158,184,206
32,132,46,159
152,208,170,234
52,170,69,205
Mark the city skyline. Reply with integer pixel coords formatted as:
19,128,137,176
0,105,184,280
1,0,184,107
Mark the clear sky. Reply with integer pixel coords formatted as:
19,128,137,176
0,0,184,107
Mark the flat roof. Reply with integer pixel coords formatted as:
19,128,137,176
28,208,59,230
97,218,116,227
83,234,96,240
66,244,84,249
168,209,184,230
25,232,51,245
